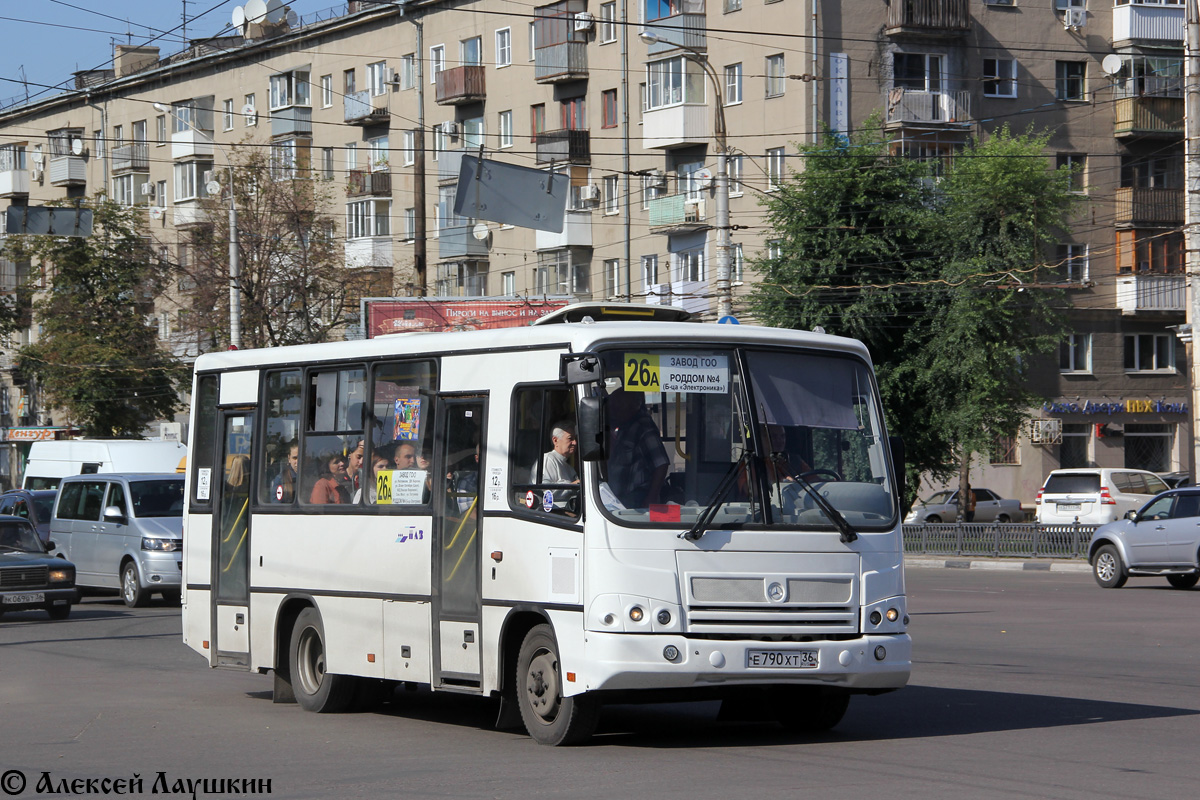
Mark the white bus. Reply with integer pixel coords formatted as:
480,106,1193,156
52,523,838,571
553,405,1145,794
181,306,910,745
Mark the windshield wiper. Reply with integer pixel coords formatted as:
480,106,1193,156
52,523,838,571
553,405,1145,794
680,451,750,542
789,468,858,544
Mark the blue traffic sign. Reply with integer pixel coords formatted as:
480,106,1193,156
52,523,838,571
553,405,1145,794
718,315,740,325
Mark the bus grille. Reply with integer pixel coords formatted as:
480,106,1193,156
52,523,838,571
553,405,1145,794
0,566,48,589
684,575,859,636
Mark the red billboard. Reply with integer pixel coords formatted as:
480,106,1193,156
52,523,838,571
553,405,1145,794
364,297,571,338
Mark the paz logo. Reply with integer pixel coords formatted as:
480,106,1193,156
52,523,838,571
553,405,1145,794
396,527,425,543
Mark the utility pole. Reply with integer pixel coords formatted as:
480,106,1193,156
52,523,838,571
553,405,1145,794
413,17,427,296
1187,0,1200,479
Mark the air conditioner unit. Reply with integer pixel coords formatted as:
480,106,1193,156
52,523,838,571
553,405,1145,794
578,184,600,202
647,169,667,189
574,11,595,31
1063,8,1085,29
29,167,41,181
387,68,400,85
140,182,155,198
442,121,459,136
1030,419,1063,446
202,170,214,184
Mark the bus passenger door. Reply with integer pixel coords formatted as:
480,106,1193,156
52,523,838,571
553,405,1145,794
432,396,486,690
211,410,255,667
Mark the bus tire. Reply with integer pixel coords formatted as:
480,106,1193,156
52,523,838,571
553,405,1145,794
290,607,354,713
516,623,598,745
122,561,148,608
775,686,851,733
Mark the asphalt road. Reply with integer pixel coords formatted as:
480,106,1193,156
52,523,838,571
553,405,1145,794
1,568,1197,800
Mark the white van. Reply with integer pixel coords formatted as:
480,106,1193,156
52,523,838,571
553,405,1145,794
23,440,187,490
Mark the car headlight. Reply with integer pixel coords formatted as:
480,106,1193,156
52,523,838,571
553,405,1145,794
142,538,182,552
48,567,74,583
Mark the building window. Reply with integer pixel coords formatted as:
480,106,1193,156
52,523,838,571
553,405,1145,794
991,435,1019,466
430,45,445,82
368,135,389,170
531,103,546,142
1056,153,1086,192
604,174,620,214
766,147,786,190
403,207,416,241
642,254,659,287
502,271,516,295
1125,334,1175,372
676,248,705,282
677,161,704,201
725,0,742,11
732,243,744,283
1116,230,1183,274
223,99,234,130
529,21,537,61
322,147,334,180
345,142,357,172
1125,424,1173,473
600,2,617,42
271,139,300,179
111,175,139,207
461,37,482,67
93,130,104,158
646,56,706,110
401,54,416,89
605,258,621,296
983,58,1016,98
156,180,167,205
1060,423,1089,469
767,239,783,260
496,29,512,67
1060,334,1091,373
894,53,942,92
156,115,167,145
1056,243,1088,283
367,61,388,96
173,160,212,202
765,54,785,98
646,0,683,22
343,68,356,95
1056,61,1086,101
499,111,513,148
642,172,664,208
725,63,742,105
727,155,743,196
562,96,587,130
347,199,392,239
244,93,257,126
320,74,333,107
602,89,618,128
269,69,310,110
399,131,414,166
112,125,124,147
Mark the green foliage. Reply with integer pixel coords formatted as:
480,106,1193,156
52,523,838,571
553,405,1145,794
9,198,186,437
750,123,1076,495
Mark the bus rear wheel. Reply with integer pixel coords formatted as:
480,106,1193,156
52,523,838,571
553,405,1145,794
290,607,354,713
516,623,598,745
775,686,851,733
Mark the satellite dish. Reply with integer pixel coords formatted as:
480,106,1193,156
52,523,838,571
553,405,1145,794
70,138,83,156
1101,54,1123,76
206,180,222,196
241,103,256,117
149,207,164,220
472,222,491,241
285,8,298,26
694,167,713,187
231,5,246,28
244,0,268,23
265,0,286,24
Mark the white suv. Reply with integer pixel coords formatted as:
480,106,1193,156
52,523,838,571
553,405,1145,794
1035,468,1170,525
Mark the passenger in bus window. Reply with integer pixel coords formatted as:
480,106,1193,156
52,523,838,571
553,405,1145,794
393,441,417,469
418,446,432,471
449,444,480,513
270,444,299,503
347,439,365,499
310,454,351,504
605,389,669,509
361,453,390,504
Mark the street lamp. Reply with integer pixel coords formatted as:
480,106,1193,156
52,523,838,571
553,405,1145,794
153,102,241,350
638,31,732,319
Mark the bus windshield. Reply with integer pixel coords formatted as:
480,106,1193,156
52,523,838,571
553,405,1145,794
596,347,896,530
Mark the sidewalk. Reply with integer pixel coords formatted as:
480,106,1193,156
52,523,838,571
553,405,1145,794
905,556,1092,573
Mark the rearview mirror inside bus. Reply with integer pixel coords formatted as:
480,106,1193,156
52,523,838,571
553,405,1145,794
577,396,605,461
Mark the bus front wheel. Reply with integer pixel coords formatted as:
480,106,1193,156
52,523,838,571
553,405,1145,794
290,607,354,713
515,624,598,745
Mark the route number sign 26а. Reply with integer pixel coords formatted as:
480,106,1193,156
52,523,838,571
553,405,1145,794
623,353,728,394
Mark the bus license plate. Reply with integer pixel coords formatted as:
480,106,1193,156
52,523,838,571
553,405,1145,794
2,593,44,604
746,649,818,669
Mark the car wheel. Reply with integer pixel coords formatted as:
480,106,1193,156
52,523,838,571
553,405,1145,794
46,603,71,620
1093,545,1128,589
121,561,149,608
516,623,599,745
290,607,354,713
775,686,852,733
997,514,1011,524
926,515,941,524
1166,573,1199,590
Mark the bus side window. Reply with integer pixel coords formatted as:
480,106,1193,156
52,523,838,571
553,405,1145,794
300,367,366,507
509,385,579,518
257,370,302,506
370,361,438,508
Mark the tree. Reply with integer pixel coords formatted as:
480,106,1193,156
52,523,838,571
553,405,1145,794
751,123,1077,507
171,146,385,350
5,198,187,437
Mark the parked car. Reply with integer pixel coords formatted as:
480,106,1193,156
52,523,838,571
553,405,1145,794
0,489,58,542
1087,487,1200,589
0,515,77,620
904,488,1024,523
50,474,184,607
1159,471,1193,489
1036,468,1170,525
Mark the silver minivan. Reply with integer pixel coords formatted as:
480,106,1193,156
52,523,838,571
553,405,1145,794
50,474,185,607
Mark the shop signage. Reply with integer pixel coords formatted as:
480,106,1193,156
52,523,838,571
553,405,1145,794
363,297,571,338
1042,399,1188,415
3,428,64,442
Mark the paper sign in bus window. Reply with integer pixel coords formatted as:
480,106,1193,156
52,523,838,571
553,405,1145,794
624,353,728,394
393,398,421,441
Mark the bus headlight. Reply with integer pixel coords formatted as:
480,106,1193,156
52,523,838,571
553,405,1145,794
629,606,644,622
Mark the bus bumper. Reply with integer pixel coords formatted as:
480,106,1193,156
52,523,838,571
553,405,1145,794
578,632,911,693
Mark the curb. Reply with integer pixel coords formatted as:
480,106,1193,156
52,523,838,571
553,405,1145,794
905,557,1092,573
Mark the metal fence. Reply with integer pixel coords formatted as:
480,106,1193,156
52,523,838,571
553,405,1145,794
902,522,1100,560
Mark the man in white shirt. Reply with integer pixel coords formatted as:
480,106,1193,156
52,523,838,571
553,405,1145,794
539,423,579,510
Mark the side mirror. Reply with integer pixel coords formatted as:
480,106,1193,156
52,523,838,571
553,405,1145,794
1125,509,1139,521
577,396,605,462
46,540,56,551
103,505,127,523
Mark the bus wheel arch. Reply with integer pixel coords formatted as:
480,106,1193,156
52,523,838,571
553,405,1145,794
515,622,599,745
290,605,355,712
272,595,316,705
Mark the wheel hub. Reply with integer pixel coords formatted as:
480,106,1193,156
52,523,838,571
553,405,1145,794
525,650,561,721
1097,553,1116,581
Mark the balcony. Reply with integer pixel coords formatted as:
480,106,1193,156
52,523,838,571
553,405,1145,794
345,90,390,125
1113,3,1184,44
535,129,591,164
1114,187,1183,227
111,143,149,173
171,129,214,161
347,169,393,197
643,104,709,149
173,202,206,227
536,210,593,250
439,225,490,259
48,155,86,187
648,193,709,234
535,42,588,83
1114,96,1183,138
344,237,394,269
0,169,30,197
1116,274,1185,314
642,14,707,53
436,66,486,105
271,106,313,138
885,0,970,36
885,89,971,126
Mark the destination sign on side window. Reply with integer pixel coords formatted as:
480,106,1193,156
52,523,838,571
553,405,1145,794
623,353,728,394
375,469,428,505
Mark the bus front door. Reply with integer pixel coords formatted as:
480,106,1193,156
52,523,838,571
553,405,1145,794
433,396,486,689
211,410,254,667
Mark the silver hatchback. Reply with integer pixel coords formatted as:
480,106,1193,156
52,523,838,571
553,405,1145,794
1087,488,1200,589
